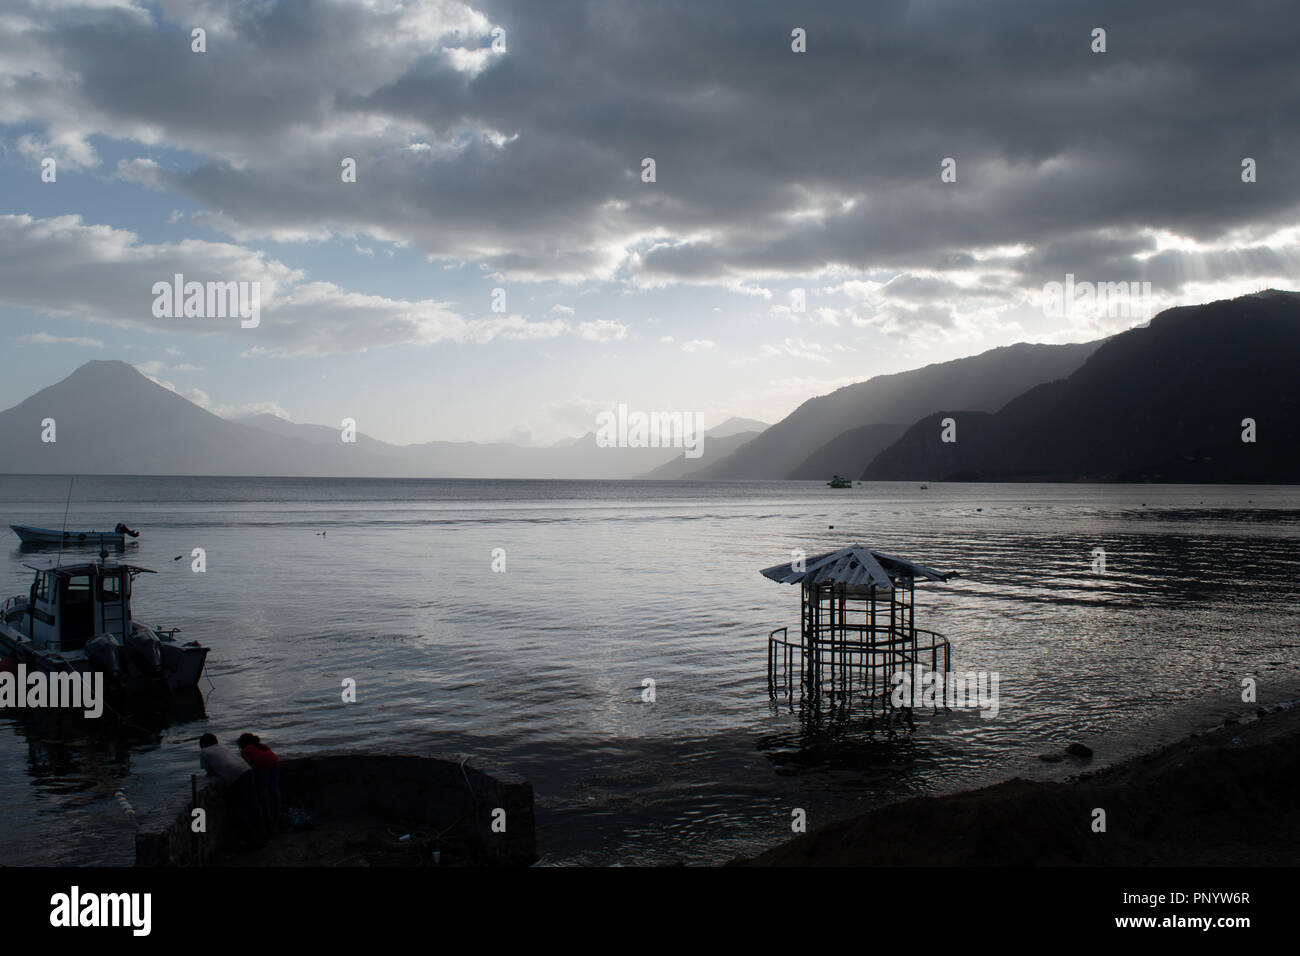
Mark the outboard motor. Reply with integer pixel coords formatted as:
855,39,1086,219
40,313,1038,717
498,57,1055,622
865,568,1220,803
85,633,124,681
124,623,163,680
114,522,140,538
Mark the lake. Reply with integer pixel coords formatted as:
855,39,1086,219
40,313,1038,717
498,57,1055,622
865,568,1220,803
2,476,1298,865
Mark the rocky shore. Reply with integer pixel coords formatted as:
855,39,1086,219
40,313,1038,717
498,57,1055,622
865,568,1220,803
739,703,1300,866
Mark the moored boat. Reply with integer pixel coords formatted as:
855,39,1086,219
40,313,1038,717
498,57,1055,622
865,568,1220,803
0,557,206,695
10,523,140,546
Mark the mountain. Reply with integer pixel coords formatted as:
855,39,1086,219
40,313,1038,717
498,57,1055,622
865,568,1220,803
691,340,1103,479
702,417,769,440
0,361,735,478
641,429,763,479
234,412,404,458
0,361,386,477
637,417,770,478
862,291,1300,481
787,423,910,480
237,419,729,479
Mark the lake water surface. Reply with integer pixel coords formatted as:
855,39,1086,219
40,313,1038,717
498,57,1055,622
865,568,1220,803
2,477,1298,865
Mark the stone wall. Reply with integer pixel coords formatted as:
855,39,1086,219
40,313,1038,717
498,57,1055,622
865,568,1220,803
135,752,536,867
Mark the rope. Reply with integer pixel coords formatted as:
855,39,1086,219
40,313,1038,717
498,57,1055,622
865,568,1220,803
56,476,75,570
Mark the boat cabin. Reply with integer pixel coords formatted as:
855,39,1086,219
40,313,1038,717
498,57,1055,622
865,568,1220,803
13,560,153,653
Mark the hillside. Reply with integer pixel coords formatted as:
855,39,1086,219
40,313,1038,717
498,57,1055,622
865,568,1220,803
694,340,1101,479
863,291,1300,481
787,423,909,480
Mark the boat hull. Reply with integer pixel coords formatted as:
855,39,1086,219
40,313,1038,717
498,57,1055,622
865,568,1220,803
0,621,207,694
10,525,126,545
160,641,209,690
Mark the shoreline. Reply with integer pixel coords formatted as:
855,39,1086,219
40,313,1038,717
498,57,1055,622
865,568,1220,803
736,701,1300,866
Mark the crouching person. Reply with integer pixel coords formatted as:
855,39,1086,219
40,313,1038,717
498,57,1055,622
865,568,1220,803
199,733,267,849
238,732,282,830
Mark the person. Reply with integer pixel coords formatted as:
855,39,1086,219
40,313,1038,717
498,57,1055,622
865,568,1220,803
198,733,266,848
238,732,282,829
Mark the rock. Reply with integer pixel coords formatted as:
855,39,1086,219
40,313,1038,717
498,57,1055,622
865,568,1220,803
1037,753,1064,763
1065,742,1093,759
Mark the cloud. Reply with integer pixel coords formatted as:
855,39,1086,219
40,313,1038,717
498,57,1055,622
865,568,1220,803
20,332,104,348
2,0,1298,328
0,214,590,356
766,375,865,397
182,385,212,408
760,338,831,362
464,313,569,343
577,319,628,342
135,359,202,375
139,369,210,409
546,397,606,433
217,401,291,420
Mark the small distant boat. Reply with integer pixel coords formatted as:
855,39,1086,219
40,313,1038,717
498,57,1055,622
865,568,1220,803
920,484,929,490
10,523,139,546
0,556,206,695
827,475,853,488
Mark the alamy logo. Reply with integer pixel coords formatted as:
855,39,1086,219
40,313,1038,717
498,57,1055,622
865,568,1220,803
49,886,151,936
151,273,260,328
595,404,703,459
891,666,999,718
0,665,103,718
1041,274,1152,321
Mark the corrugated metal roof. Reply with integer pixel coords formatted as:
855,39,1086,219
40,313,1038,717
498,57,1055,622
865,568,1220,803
22,559,155,575
759,544,957,589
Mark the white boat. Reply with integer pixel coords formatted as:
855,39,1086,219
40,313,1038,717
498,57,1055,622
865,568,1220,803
0,558,207,694
10,523,139,546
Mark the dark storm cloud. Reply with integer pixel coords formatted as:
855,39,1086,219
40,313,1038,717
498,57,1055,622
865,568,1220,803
6,0,1300,288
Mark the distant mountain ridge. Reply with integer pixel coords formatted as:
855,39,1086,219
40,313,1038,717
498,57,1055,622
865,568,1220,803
5,291,1294,482
236,411,767,478
863,291,1300,482
641,428,764,479
690,339,1103,479
0,362,766,478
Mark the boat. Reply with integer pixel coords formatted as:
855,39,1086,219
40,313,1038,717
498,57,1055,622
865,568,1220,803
827,475,853,488
10,523,139,546
0,557,207,695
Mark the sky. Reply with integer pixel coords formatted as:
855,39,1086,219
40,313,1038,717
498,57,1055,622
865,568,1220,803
1,0,1297,446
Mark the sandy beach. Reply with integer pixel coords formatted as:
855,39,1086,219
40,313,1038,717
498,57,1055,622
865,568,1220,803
740,702,1300,866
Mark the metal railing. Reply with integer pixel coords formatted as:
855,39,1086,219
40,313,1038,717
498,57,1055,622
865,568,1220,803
767,623,951,718
767,626,800,695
